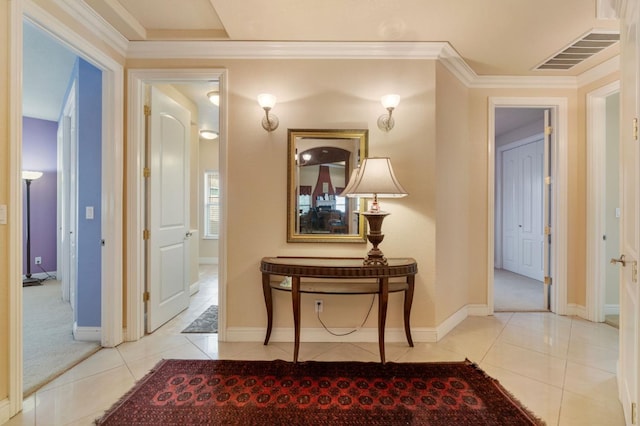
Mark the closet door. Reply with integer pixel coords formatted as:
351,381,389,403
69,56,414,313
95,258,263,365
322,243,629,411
501,139,544,281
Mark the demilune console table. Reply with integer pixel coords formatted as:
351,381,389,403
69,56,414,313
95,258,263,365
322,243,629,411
260,256,418,363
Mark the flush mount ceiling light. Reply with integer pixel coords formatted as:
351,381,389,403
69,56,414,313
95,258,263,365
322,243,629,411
207,90,220,106
199,129,219,140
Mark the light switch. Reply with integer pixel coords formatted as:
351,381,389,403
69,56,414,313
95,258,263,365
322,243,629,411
0,204,6,225
616,207,621,218
86,206,94,219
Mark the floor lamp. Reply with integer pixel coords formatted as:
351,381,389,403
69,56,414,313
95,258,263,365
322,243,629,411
23,170,43,286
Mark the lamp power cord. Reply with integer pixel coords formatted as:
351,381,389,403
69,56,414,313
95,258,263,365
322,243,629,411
316,295,376,336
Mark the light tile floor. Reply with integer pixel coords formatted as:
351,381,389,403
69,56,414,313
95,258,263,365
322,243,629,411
4,265,624,425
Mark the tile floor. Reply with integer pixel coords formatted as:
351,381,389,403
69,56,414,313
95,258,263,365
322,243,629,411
4,265,624,425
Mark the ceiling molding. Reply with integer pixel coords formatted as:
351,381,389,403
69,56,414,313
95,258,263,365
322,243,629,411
127,40,451,60
51,0,128,57
576,55,620,87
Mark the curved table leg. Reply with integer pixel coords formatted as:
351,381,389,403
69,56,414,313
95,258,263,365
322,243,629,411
404,275,415,347
378,277,389,363
292,277,301,363
262,272,273,345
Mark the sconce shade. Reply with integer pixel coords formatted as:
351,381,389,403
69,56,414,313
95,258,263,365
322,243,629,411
258,93,279,131
22,171,43,181
342,157,407,202
257,93,277,109
207,90,220,106
381,94,400,110
199,129,219,140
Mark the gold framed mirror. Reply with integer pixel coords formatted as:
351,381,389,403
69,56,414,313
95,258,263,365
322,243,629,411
287,129,368,243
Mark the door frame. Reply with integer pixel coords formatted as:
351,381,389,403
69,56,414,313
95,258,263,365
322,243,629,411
8,0,124,416
586,80,621,322
488,97,568,315
126,69,228,342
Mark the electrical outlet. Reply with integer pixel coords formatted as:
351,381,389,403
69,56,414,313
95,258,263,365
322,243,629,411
314,299,323,313
35,257,42,265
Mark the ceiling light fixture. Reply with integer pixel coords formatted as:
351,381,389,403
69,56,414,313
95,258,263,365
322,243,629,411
199,129,219,140
207,90,220,106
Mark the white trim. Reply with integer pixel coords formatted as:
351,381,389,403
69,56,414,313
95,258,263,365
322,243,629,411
9,0,24,417
566,303,589,320
200,257,219,265
605,304,621,315
72,324,102,341
127,69,228,342
586,80,621,322
126,39,618,90
51,0,128,56
189,282,200,296
488,98,569,316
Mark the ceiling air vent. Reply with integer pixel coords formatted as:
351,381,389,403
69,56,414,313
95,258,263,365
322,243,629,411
535,31,619,71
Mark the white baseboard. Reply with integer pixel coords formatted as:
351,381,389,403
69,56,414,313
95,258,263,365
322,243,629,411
0,398,10,425
566,303,588,320
199,257,218,265
73,323,102,341
225,303,486,343
605,304,620,316
189,282,200,296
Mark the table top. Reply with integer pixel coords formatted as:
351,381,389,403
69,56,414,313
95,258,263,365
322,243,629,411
260,256,417,278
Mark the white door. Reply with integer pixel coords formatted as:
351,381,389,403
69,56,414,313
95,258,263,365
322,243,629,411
146,86,191,333
618,0,640,422
58,83,78,307
501,139,544,281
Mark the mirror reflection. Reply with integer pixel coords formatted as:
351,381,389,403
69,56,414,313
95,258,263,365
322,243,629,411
287,129,368,243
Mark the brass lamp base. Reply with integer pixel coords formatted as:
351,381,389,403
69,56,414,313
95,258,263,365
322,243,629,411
361,211,390,266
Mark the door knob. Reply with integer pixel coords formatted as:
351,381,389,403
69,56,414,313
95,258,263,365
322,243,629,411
185,231,193,238
611,254,626,267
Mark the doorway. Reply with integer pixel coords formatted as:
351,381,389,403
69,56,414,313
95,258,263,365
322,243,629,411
126,70,227,342
9,2,124,414
487,97,569,316
493,108,547,312
586,81,621,324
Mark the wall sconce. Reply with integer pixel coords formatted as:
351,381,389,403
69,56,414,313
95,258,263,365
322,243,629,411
199,129,219,140
257,93,279,132
340,157,408,265
207,90,220,106
377,94,400,132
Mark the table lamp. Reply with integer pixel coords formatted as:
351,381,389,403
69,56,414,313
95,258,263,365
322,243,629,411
340,157,408,265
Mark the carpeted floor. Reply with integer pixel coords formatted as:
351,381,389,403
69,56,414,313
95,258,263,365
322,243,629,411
23,280,100,396
96,359,545,425
182,305,218,333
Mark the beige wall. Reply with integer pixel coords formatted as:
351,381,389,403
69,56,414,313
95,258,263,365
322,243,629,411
435,63,473,322
1,0,10,404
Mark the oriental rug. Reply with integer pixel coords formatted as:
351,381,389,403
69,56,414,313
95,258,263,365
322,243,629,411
182,305,218,333
95,359,545,425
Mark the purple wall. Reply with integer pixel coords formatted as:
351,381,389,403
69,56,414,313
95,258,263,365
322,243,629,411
22,117,58,276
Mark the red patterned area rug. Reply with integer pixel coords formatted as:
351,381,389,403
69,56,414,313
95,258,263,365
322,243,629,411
95,359,545,425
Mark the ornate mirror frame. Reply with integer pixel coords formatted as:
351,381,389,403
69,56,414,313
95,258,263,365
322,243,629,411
287,129,368,243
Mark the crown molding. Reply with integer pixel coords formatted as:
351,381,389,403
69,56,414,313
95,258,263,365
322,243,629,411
127,40,450,60
577,55,620,87
49,0,128,57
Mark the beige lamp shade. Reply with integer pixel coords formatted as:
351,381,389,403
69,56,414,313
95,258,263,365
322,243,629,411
342,157,408,198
